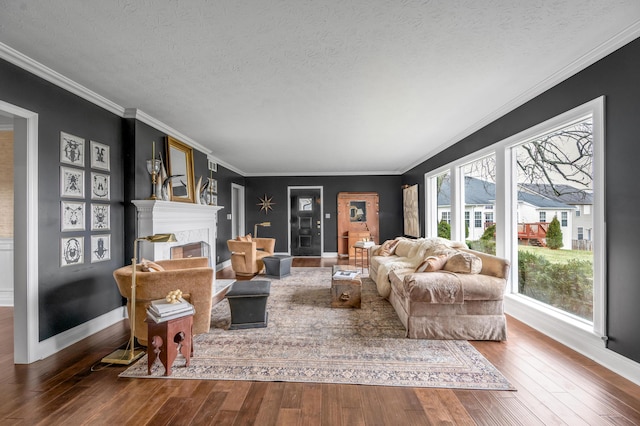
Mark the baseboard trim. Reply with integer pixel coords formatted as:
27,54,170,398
216,259,231,272
35,306,126,362
505,295,640,387
0,290,13,307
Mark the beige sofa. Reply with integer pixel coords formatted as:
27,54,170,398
368,238,510,341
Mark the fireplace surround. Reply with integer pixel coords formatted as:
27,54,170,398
132,200,224,265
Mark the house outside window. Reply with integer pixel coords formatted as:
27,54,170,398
475,212,482,228
441,211,451,224
484,212,493,227
578,227,584,240
465,211,470,228
539,211,546,223
561,211,568,227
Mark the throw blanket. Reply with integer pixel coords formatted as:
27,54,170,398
375,237,462,298
403,271,464,304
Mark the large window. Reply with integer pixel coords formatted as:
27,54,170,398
424,97,604,336
515,117,595,321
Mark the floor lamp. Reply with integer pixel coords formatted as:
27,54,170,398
254,221,271,237
102,233,178,365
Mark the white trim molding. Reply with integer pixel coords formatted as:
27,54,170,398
506,295,640,387
0,238,13,306
0,42,124,117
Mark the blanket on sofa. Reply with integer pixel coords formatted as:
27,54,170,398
401,271,464,304
374,237,462,298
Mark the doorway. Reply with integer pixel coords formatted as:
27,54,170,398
231,183,245,239
1,99,39,364
288,186,323,256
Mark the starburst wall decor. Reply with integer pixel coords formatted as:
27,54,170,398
257,194,275,214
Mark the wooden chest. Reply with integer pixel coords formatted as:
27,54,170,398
331,266,362,309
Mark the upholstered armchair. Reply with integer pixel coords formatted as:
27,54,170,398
113,257,213,346
227,237,276,276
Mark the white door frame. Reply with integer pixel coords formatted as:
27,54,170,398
287,186,324,256
231,183,245,239
1,100,39,364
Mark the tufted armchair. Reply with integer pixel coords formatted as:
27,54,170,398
113,257,213,346
227,237,276,276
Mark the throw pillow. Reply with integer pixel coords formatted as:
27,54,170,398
237,234,253,242
415,254,449,272
139,259,165,272
443,252,482,274
375,239,394,256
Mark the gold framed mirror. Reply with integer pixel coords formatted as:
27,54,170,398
166,136,195,203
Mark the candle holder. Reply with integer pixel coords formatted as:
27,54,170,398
146,159,161,200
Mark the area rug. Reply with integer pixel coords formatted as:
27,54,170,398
120,267,515,390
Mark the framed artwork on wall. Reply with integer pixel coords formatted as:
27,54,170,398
90,234,110,263
60,131,85,167
91,203,110,231
61,201,85,232
91,172,110,200
60,166,85,198
90,140,110,171
61,236,84,266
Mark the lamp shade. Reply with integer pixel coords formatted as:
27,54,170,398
143,233,177,243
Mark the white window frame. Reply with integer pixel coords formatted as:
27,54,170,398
424,97,606,344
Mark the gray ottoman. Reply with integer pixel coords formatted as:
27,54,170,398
225,280,271,330
263,255,293,278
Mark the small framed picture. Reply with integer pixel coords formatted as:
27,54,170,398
60,166,85,198
90,140,110,171
211,195,218,206
61,201,85,232
91,234,111,263
91,172,110,200
60,132,85,166
210,178,218,194
61,236,84,267
91,203,110,231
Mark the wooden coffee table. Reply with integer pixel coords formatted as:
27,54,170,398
331,265,361,309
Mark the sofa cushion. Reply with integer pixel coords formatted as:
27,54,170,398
415,254,449,272
443,251,482,274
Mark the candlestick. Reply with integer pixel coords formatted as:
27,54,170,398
152,141,155,161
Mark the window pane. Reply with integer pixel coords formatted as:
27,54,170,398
435,171,451,238
462,155,496,254
515,118,594,321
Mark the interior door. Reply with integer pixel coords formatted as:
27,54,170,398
290,188,322,256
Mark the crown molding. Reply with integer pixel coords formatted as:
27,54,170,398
402,21,640,174
0,42,125,117
244,170,403,177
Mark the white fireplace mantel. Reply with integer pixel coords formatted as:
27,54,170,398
132,200,224,263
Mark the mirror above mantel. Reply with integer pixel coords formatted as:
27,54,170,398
166,136,195,203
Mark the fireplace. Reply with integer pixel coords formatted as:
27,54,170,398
132,200,224,265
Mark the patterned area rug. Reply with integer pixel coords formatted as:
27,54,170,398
120,267,515,390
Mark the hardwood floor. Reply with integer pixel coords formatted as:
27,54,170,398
2,259,640,425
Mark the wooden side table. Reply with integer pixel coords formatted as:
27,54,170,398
146,314,193,376
352,245,370,274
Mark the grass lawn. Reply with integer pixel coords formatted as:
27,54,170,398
518,245,592,264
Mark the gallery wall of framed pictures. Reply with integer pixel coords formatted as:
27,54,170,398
59,131,111,267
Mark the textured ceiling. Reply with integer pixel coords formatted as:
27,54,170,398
1,1,639,175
